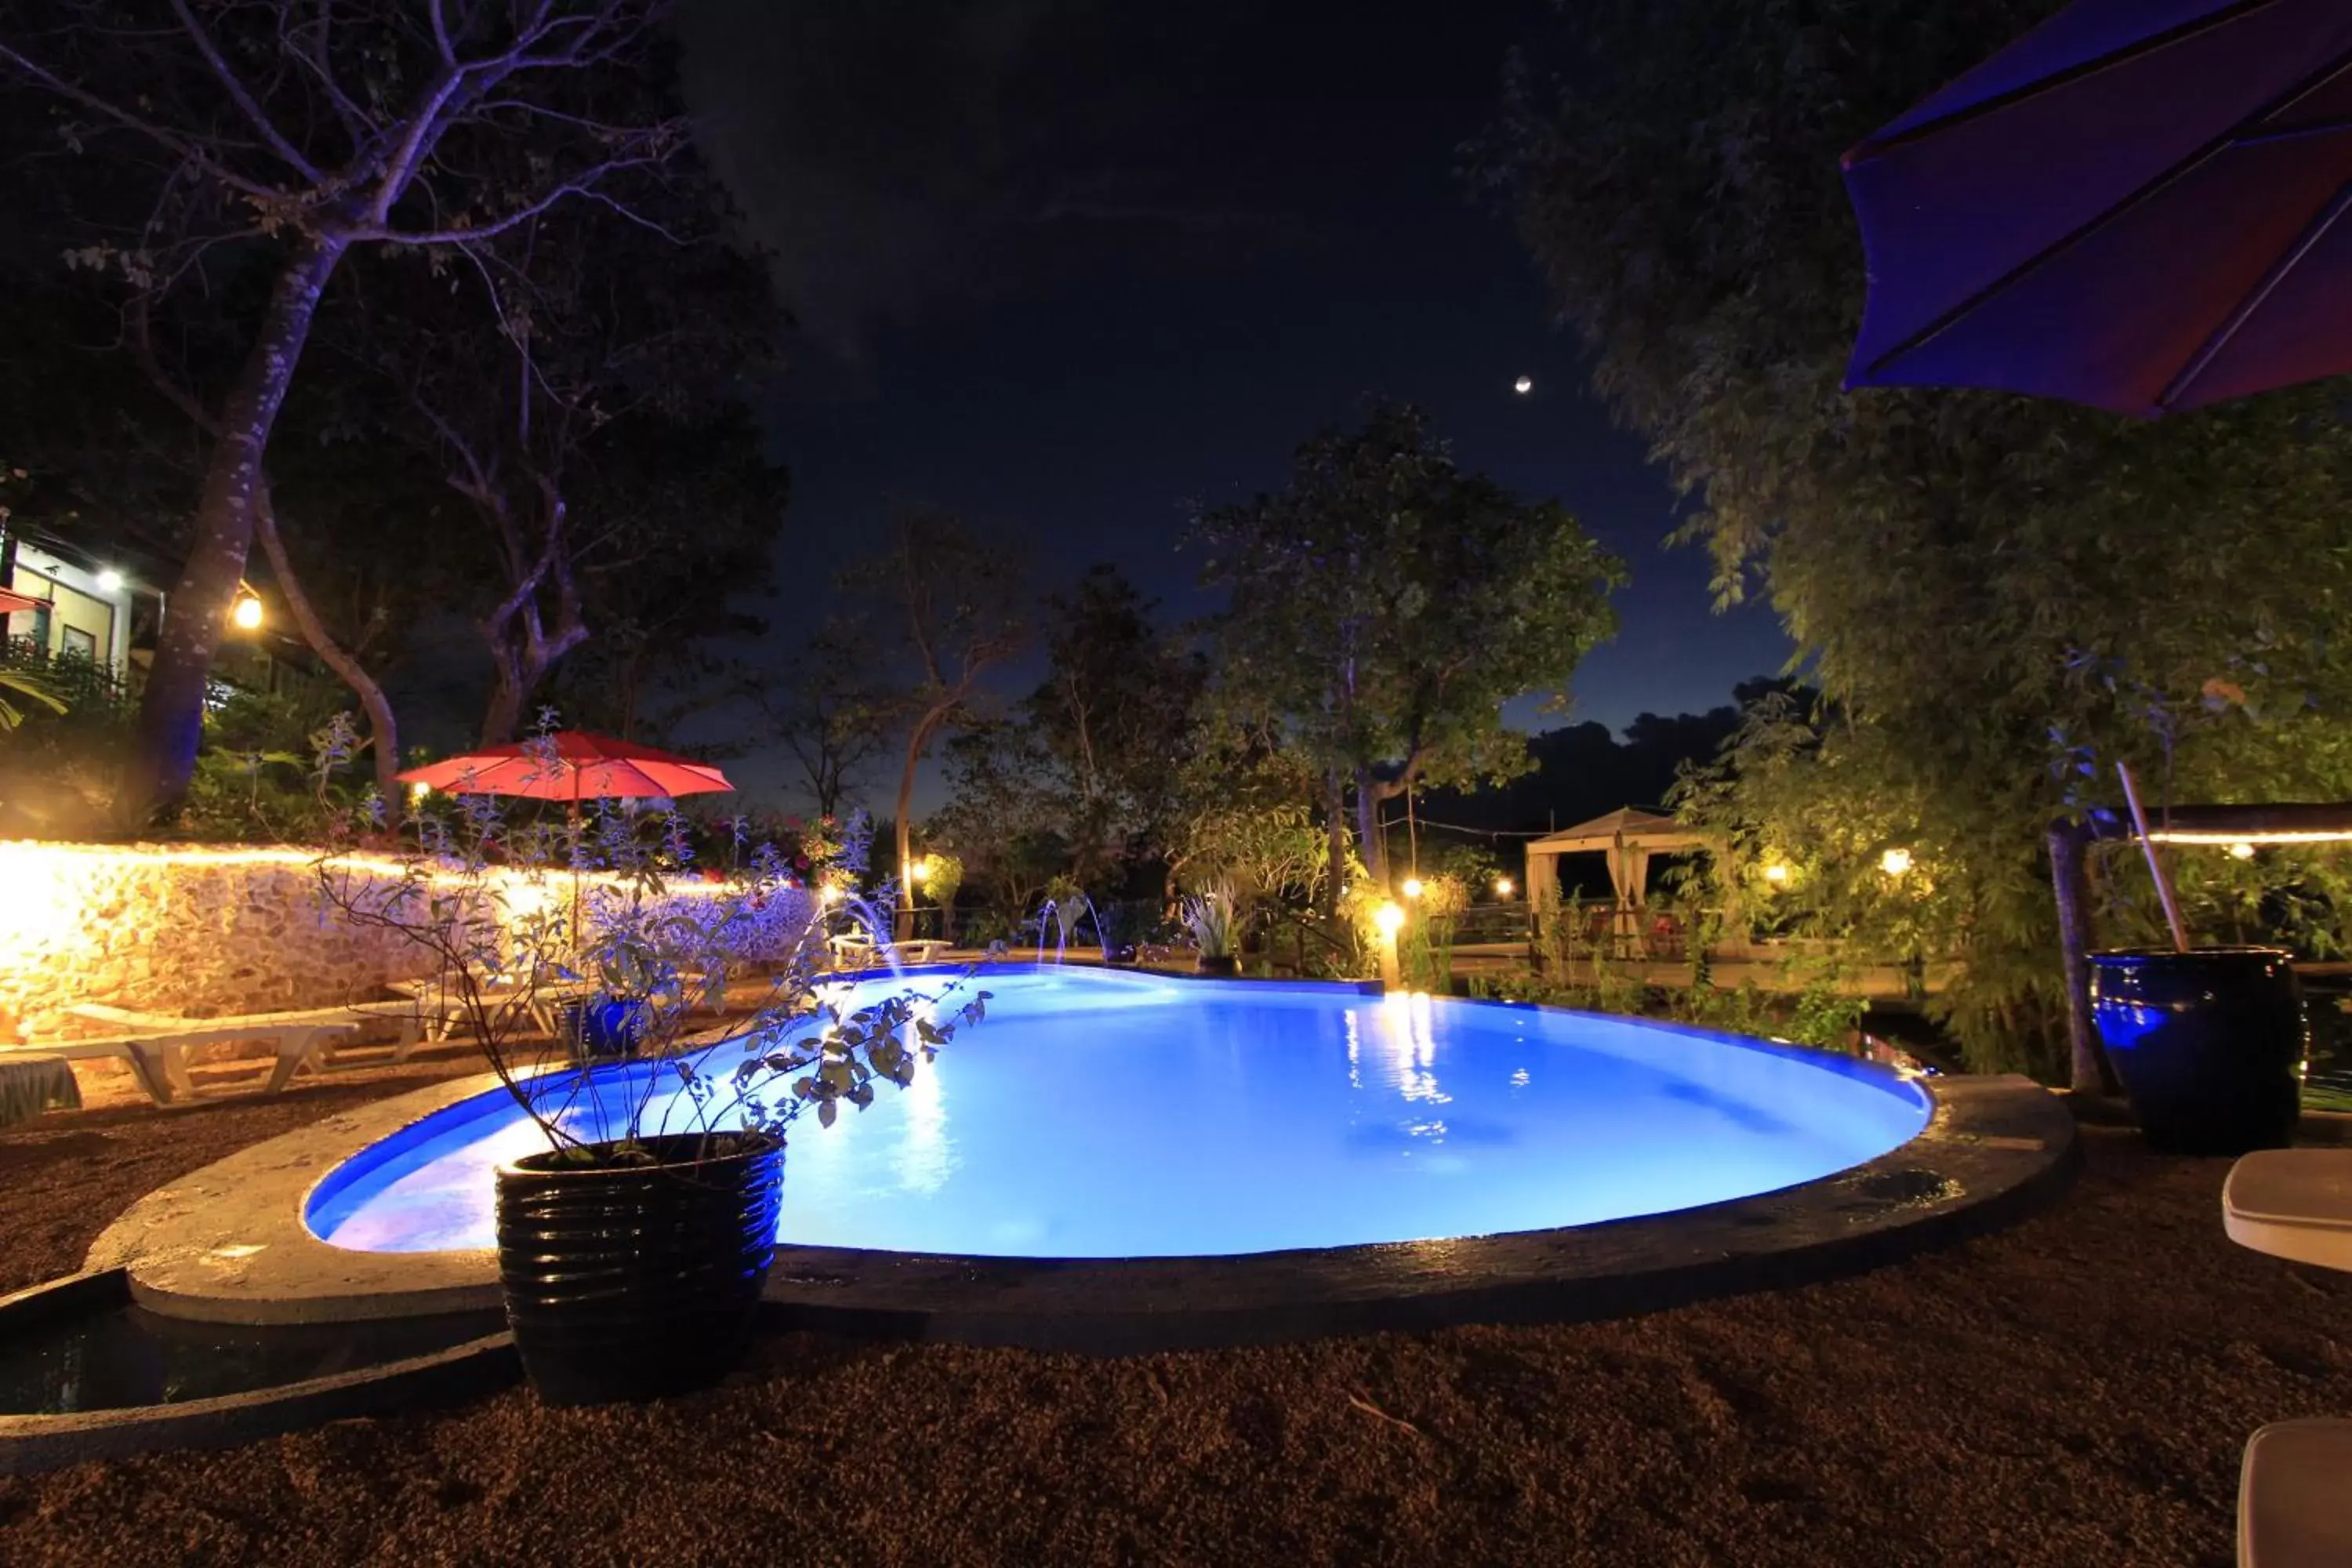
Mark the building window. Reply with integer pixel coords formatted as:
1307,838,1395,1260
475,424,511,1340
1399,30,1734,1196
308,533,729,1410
60,625,96,662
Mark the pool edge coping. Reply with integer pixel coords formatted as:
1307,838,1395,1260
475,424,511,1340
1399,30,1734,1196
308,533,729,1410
88,1058,2074,1348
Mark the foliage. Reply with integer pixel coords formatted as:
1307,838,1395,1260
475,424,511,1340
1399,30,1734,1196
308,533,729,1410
930,720,1070,928
1024,566,1206,884
1194,401,1622,888
180,700,375,844
0,637,130,836
1486,0,2352,1074
1181,882,1239,960
1466,962,1867,1054
321,732,988,1160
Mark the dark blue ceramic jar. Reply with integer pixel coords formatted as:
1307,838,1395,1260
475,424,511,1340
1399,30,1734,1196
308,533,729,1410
2089,946,2304,1155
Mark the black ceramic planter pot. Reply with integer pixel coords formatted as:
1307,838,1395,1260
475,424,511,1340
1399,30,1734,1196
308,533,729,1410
2089,946,2305,1155
495,1134,783,1406
1196,954,1240,977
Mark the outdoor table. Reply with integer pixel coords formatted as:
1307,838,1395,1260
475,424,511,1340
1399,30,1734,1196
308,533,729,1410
2225,1152,2352,1566
0,1053,82,1129
2223,1149,2352,1274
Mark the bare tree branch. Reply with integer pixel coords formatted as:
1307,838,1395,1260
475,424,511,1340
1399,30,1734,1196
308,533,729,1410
165,0,324,183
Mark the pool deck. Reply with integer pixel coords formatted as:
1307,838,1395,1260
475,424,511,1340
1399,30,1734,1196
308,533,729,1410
85,1060,2074,1352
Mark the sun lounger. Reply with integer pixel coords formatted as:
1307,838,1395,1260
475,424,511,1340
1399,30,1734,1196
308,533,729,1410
385,975,596,1040
7,1004,365,1105
2240,1418,2352,1566
2223,1149,2352,1272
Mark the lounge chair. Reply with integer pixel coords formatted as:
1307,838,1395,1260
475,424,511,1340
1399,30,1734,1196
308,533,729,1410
4,1004,365,1105
2239,1419,2352,1566
2224,1151,2352,1565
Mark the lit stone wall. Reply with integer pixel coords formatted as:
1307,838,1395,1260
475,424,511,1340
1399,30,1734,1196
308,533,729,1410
0,842,818,1045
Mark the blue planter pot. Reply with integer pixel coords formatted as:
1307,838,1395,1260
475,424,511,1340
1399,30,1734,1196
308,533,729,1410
563,998,648,1063
2089,946,2305,1155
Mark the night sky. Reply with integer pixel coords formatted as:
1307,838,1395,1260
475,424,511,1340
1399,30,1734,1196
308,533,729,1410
673,0,1791,801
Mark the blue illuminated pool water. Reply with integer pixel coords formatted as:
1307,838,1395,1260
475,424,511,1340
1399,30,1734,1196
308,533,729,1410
307,967,1933,1260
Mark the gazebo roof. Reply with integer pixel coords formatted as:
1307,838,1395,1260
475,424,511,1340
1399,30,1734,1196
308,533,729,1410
1526,807,1711,855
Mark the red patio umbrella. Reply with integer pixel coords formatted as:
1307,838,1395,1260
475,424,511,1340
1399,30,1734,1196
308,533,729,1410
398,731,735,948
397,731,733,807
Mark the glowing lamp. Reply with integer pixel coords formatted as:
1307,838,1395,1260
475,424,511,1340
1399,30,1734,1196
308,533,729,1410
2230,841,2256,861
95,568,125,593
1374,901,1406,935
407,781,430,803
1763,862,1790,884
1400,877,1424,899
820,883,844,906
230,592,263,630
1494,877,1514,898
910,857,930,884
1513,376,1533,394
1879,848,1913,877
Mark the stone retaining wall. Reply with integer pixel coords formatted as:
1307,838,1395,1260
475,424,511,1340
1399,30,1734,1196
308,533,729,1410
0,843,819,1046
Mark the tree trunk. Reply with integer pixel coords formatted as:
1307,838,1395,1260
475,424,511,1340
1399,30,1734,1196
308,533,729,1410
1354,769,1388,888
2048,818,2116,1094
1319,772,1348,922
124,238,349,822
480,656,528,747
892,712,939,942
252,486,402,812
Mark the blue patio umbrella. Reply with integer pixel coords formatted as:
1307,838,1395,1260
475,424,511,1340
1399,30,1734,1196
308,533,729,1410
1842,0,2352,416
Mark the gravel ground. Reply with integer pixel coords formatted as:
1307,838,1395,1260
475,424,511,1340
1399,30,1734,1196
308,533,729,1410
2,1069,2348,1567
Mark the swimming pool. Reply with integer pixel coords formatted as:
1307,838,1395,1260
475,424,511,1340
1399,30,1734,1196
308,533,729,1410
307,967,1933,1261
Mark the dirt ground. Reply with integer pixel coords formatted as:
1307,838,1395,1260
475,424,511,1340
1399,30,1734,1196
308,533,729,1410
2,1058,2347,1568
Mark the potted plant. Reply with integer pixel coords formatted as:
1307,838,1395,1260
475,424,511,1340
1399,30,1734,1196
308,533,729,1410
2085,761,2303,1153
324,767,986,1404
1183,882,1240,976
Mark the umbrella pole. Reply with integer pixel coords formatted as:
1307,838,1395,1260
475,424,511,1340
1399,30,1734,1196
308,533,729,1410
2117,763,2189,953
568,783,584,952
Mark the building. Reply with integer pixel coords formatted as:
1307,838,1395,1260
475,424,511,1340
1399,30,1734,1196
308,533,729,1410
2,534,133,674
1,523,318,699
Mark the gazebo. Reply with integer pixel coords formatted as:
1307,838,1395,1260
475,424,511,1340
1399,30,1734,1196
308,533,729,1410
1522,807,1714,949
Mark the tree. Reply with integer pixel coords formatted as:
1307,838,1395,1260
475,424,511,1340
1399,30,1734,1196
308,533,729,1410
929,720,1067,934
850,516,1026,938
1194,401,1621,899
2,0,689,815
1022,566,1204,886
1487,0,2352,1079
744,626,894,818
537,410,787,744
331,156,778,746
